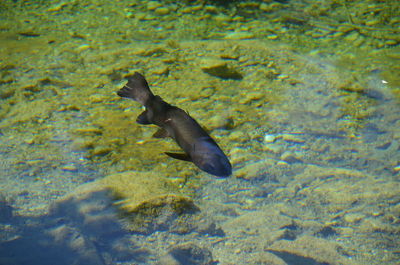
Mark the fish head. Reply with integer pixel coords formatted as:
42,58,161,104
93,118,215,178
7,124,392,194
190,139,232,178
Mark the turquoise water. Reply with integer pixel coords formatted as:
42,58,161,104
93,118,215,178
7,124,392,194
0,0,399,264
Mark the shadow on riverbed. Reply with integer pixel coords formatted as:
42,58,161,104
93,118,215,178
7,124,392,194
0,190,147,265
0,185,221,265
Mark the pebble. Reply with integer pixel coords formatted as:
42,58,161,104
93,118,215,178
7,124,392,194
337,26,354,33
154,7,170,15
199,87,215,98
24,137,35,145
125,11,134,18
281,133,305,143
71,138,95,150
61,164,77,172
331,31,345,38
280,151,302,163
238,91,265,104
75,44,91,52
135,12,155,21
0,87,15,99
200,58,243,80
150,65,169,75
92,146,112,156
267,34,278,40
343,213,365,223
234,248,241,254
263,134,276,143
235,159,271,179
26,159,44,166
214,14,231,23
147,1,162,11
205,5,217,13
134,12,147,20
191,5,203,11
134,46,167,57
47,2,68,12
180,6,192,14
74,127,103,136
260,3,272,12
353,36,365,47
385,39,398,46
224,31,255,40
277,74,289,80
263,144,282,154
208,115,234,130
166,243,214,265
89,94,107,103
344,31,360,42
365,19,380,26
229,131,245,142
359,218,386,233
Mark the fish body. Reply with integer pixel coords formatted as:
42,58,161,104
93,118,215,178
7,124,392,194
117,72,232,177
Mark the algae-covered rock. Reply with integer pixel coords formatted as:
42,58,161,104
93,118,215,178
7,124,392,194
101,171,199,234
208,114,234,130
223,31,255,40
56,171,199,234
0,86,15,99
267,235,360,265
97,171,195,213
235,158,276,180
160,243,214,265
223,203,294,247
200,58,243,80
0,98,56,127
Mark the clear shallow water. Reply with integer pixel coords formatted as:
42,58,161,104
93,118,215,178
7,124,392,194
0,1,399,264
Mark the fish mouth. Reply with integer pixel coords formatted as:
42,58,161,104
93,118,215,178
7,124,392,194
200,160,232,178
191,149,232,177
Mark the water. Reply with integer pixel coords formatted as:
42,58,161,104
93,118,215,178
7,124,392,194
0,0,399,264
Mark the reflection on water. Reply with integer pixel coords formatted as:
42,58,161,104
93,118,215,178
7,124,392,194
0,0,399,264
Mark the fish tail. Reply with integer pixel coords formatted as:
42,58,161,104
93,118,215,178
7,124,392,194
117,72,154,105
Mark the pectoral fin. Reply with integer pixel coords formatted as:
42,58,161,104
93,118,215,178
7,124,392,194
153,128,169,138
165,152,192,162
136,110,151,125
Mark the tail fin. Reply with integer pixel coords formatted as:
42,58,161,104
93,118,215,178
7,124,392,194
117,72,154,105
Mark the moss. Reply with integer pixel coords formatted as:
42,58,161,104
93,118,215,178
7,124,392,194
97,171,196,215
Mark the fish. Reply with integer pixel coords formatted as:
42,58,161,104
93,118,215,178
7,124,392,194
117,72,232,177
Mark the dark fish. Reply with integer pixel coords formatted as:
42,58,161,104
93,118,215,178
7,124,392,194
117,72,232,177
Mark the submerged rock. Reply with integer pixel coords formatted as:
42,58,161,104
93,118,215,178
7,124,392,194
55,171,199,234
200,58,243,80
267,235,359,265
223,31,255,40
160,243,214,265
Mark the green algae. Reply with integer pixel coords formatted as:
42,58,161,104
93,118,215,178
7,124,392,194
60,170,198,234
98,171,189,212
